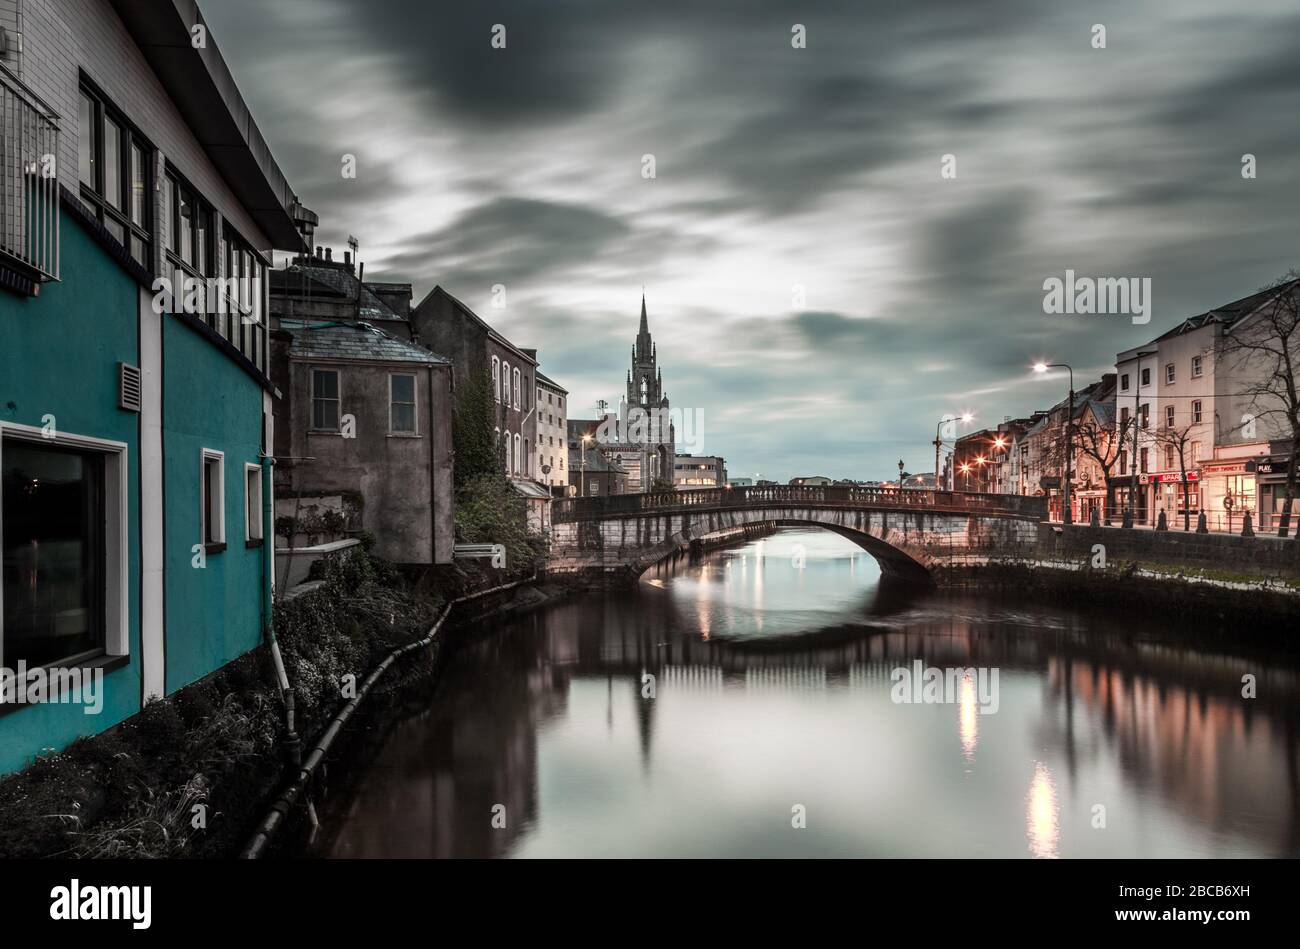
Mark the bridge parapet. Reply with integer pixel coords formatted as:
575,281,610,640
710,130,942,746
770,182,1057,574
553,485,1045,523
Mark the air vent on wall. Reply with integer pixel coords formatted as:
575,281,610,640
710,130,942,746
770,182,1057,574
119,363,142,412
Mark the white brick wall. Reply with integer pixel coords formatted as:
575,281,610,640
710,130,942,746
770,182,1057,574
21,0,274,256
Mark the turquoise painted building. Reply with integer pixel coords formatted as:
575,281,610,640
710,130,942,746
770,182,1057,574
0,0,313,773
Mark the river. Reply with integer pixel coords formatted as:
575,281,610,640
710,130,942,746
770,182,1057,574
311,528,1300,858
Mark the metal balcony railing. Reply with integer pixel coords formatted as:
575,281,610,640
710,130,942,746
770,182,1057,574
0,63,60,282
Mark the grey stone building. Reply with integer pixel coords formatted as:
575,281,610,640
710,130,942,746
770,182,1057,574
410,286,538,480
269,257,453,565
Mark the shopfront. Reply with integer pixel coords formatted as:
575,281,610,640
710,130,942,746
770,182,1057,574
1254,456,1295,532
1110,477,1149,525
1200,460,1255,532
1151,470,1200,527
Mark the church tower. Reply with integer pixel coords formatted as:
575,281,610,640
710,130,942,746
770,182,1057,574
619,293,675,489
627,293,667,410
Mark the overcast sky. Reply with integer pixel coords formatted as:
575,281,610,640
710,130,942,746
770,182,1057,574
204,0,1300,482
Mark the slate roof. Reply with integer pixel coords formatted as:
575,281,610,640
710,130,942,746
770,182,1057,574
511,479,554,500
1152,278,1300,343
281,320,448,365
419,285,537,364
273,263,409,323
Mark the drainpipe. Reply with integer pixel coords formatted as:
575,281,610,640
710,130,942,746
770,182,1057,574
261,455,301,772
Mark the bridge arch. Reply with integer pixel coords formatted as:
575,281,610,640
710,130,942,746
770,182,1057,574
635,511,938,582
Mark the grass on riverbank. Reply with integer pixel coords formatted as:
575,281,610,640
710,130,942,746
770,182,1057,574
0,549,442,859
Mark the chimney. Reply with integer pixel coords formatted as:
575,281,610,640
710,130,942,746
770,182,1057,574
325,247,333,262
315,246,323,259
344,250,352,266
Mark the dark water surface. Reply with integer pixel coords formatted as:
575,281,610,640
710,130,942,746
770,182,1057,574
313,529,1300,858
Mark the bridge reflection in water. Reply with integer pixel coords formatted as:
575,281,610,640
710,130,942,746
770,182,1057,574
312,528,1300,859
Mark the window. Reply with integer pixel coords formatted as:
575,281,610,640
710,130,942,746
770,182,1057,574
245,464,263,543
524,438,530,475
514,433,521,473
201,450,225,547
1165,363,1175,384
223,226,268,372
492,357,501,403
78,83,152,269
1165,446,1176,469
1141,367,1151,386
1191,355,1203,378
2,437,116,669
1120,373,1129,392
1140,447,1149,473
312,369,341,431
1165,405,1175,428
504,432,512,475
501,362,510,404
1120,406,1130,427
1139,404,1150,429
513,368,521,409
1192,400,1203,423
537,387,543,404
1191,441,1202,464
390,373,417,434
1119,450,1128,475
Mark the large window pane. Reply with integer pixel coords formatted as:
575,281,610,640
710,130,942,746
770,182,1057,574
178,190,193,266
391,374,416,432
2,441,104,666
312,370,340,431
130,144,146,227
78,93,96,189
103,118,122,209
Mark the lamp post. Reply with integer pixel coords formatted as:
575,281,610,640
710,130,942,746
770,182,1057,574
580,433,592,496
898,458,905,488
934,412,973,491
1034,362,1075,524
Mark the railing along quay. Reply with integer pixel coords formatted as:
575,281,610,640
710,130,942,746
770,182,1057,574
553,485,1047,523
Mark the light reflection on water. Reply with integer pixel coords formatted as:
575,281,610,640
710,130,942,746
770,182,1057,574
313,528,1300,859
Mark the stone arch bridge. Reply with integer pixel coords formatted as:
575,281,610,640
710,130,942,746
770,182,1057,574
549,485,1046,582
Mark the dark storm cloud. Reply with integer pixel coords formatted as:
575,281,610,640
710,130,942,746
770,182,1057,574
202,0,1300,480
383,197,630,288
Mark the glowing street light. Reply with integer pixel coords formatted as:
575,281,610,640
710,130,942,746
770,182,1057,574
1033,361,1076,524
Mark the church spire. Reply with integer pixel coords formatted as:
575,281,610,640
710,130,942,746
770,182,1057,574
639,292,649,336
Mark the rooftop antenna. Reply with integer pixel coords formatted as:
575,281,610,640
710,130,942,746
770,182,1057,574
347,235,359,259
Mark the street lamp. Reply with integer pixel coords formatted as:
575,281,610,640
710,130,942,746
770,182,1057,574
934,412,974,491
1034,362,1075,524
580,433,592,497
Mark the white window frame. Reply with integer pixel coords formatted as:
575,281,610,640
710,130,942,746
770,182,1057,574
501,361,510,404
504,431,512,475
389,372,418,435
492,356,501,403
0,423,130,670
201,448,226,546
1165,405,1176,428
245,463,263,542
514,432,521,473
1192,400,1203,423
513,368,521,409
1191,355,1203,378
1165,363,1175,385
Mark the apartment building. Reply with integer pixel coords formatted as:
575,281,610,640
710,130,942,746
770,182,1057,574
534,370,568,493
0,0,311,772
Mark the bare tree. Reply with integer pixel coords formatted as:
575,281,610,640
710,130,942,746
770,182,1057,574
1217,273,1300,536
1151,422,1199,531
1074,413,1131,525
